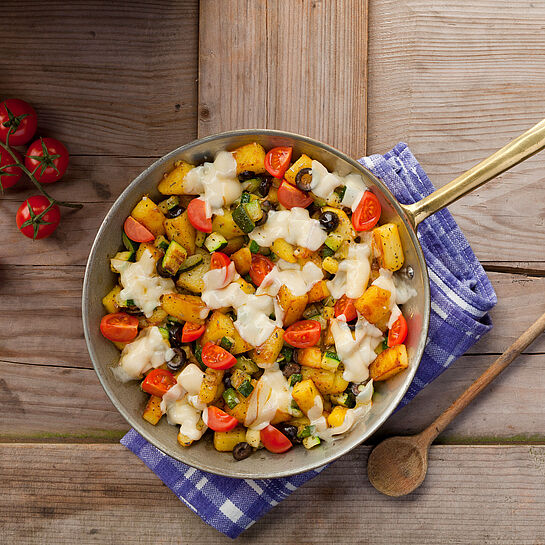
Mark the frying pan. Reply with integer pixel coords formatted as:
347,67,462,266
82,120,545,478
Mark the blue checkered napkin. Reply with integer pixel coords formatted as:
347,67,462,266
121,143,497,538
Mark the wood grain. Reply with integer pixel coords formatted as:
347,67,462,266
198,0,368,157
2,443,545,544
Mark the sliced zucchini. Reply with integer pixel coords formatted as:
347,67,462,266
179,254,204,272
303,436,321,449
220,336,234,352
232,204,256,233
154,235,170,252
157,327,170,341
110,251,133,273
298,425,315,439
324,232,343,252
244,199,263,222
237,379,254,398
204,232,228,252
334,185,347,199
242,178,261,194
195,231,206,248
166,195,180,210
162,240,188,275
123,232,138,254
321,351,341,372
330,391,356,409
289,373,302,387
240,191,251,204
233,355,259,375
321,246,335,258
289,400,304,418
223,388,240,409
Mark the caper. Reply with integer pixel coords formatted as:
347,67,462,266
166,205,183,219
295,167,313,192
319,210,339,232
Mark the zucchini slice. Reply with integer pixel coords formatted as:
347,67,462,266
195,231,206,248
232,204,256,233
162,240,187,275
179,254,204,272
204,232,228,252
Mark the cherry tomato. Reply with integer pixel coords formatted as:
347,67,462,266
264,147,292,179
25,137,69,184
0,99,37,146
352,191,381,231
260,424,293,453
100,312,139,343
187,198,212,233
277,180,313,209
249,254,274,286
141,369,177,397
201,342,237,370
16,195,60,240
283,320,322,348
0,148,24,190
334,295,357,322
210,252,231,270
124,216,155,243
206,406,238,432
181,322,206,343
388,314,408,347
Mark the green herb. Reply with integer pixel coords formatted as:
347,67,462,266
334,185,347,199
289,373,302,387
157,327,170,341
249,240,260,254
125,299,135,306
280,346,293,363
298,425,315,439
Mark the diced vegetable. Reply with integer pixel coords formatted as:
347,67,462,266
277,286,308,326
330,391,356,409
211,211,244,239
271,238,297,263
161,293,208,324
179,253,204,272
291,379,322,414
324,232,343,252
142,395,163,425
222,236,245,255
200,311,253,355
164,211,196,255
244,199,263,222
284,154,312,185
322,256,339,274
223,388,240,409
302,436,321,449
102,285,122,314
198,368,225,404
231,247,252,275
372,223,404,271
131,195,166,237
157,160,195,195
213,426,248,452
176,249,211,294
249,327,284,366
232,204,256,233
232,143,267,175
204,232,228,252
224,379,257,423
369,344,409,381
354,285,391,325
237,380,254,398
233,355,260,375
246,428,262,449
289,374,302,387
321,351,341,372
195,230,206,248
154,235,170,252
307,280,330,303
297,347,322,369
123,232,139,254
327,406,348,427
300,367,349,395
248,240,260,254
161,240,187,275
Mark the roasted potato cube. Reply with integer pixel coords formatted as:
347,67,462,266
372,223,404,271
271,410,292,425
198,368,224,404
161,293,207,324
307,280,330,303
212,211,244,239
164,211,196,255
249,327,284,366
231,247,252,275
213,426,247,452
301,367,348,395
369,344,409,381
232,142,267,175
176,249,211,294
322,256,339,274
200,310,253,355
292,379,323,415
354,285,391,325
233,276,256,294
271,238,297,263
177,419,206,447
322,206,354,241
284,154,313,185
135,242,164,262
143,395,163,425
277,286,308,326
327,406,348,428
102,285,122,314
139,307,168,327
298,347,322,369
157,160,195,195
131,196,166,237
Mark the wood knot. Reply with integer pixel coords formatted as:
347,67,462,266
200,105,210,120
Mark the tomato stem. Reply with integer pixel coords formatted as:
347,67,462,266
0,140,83,209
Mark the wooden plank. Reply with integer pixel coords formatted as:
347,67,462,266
198,0,368,157
2,443,545,543
0,0,198,157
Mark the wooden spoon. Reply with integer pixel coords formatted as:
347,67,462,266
367,310,545,497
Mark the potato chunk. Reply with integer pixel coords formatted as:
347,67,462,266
143,395,163,425
301,367,348,395
131,196,166,237
277,286,308,326
307,280,330,303
157,160,195,195
161,293,207,324
231,247,252,275
369,344,409,381
176,249,211,294
232,143,267,175
297,347,322,369
198,368,225,404
213,426,247,452
372,223,404,271
292,379,323,415
200,310,253,355
249,327,284,366
164,211,196,255
354,285,391,325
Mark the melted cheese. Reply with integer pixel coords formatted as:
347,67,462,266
177,363,204,395
166,396,207,441
341,173,367,211
327,243,371,300
258,260,323,298
117,249,175,318
310,160,342,199
317,403,373,442
115,326,175,381
307,396,328,433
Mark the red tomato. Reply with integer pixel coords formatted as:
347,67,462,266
141,369,177,397
388,314,408,347
201,342,237,370
25,137,69,184
284,320,322,348
277,180,313,209
100,312,139,343
206,406,238,432
181,322,206,343
260,425,293,453
124,216,155,243
264,147,292,179
334,295,357,322
0,99,37,146
249,254,274,286
0,148,24,190
187,198,212,233
16,195,61,240
210,252,231,270
352,191,381,231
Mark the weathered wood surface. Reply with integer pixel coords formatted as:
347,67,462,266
198,0,368,157
2,443,545,544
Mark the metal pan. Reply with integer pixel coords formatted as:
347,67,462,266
82,120,545,479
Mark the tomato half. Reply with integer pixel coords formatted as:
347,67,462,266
260,425,293,453
124,216,155,243
210,252,231,270
25,137,69,184
187,198,212,233
264,147,292,179
352,191,381,231
0,148,24,190
334,295,357,322
207,406,238,432
100,312,139,342
0,99,37,146
277,180,313,209
182,322,206,343
201,342,237,370
283,320,322,348
16,195,61,240
141,369,177,397
249,254,274,286
388,314,408,347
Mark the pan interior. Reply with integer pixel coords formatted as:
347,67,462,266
82,130,429,479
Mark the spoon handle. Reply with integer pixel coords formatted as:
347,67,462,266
418,310,545,446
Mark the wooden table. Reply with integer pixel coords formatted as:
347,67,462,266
2,1,545,542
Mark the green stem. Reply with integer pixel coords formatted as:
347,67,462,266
0,140,83,209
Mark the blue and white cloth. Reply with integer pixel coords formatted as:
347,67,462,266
121,143,497,538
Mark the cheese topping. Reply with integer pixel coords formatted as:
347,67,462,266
258,260,323,298
310,160,342,199
341,173,367,211
117,249,175,318
327,243,371,300
166,396,207,441
307,395,328,433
